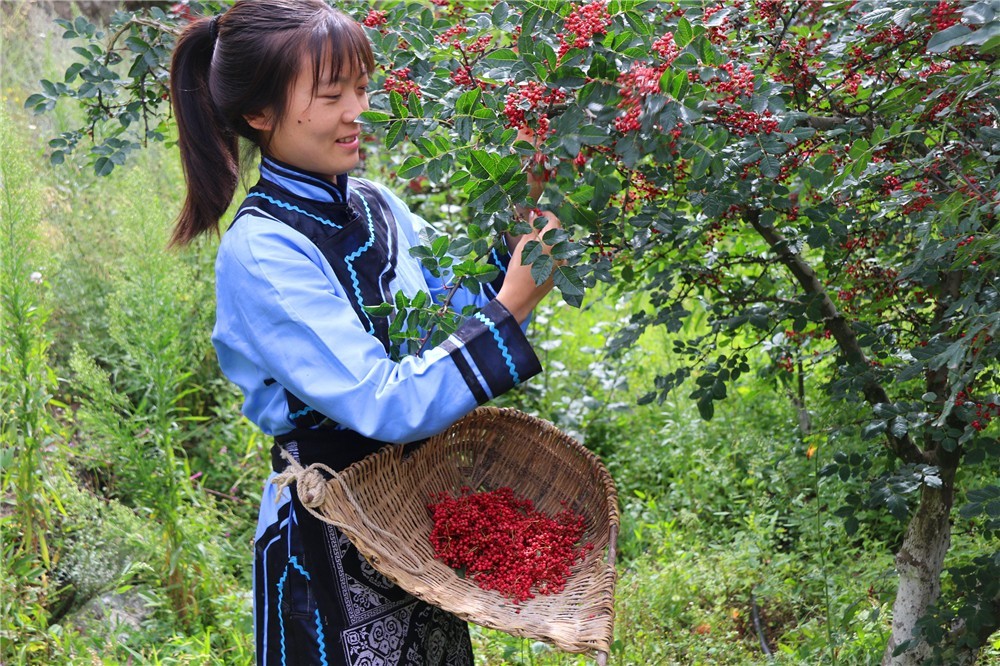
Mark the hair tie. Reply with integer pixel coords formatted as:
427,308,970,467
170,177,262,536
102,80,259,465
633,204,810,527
208,16,220,44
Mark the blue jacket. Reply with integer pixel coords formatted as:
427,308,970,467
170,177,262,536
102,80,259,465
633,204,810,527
213,157,541,444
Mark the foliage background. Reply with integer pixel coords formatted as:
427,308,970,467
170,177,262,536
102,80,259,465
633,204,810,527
1,1,998,665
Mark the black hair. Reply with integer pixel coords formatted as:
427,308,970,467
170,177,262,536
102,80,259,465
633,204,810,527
169,0,375,246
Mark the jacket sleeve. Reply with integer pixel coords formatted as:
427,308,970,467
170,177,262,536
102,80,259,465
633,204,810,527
212,215,541,443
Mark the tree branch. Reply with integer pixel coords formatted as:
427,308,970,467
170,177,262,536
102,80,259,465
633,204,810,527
744,208,926,464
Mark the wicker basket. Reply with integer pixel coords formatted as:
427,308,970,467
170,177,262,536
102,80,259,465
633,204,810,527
275,407,619,663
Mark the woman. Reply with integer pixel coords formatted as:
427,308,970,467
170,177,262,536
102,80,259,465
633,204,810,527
169,1,558,663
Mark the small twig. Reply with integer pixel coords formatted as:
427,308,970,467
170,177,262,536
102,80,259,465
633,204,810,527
416,278,467,355
103,16,181,68
750,590,774,658
201,487,245,504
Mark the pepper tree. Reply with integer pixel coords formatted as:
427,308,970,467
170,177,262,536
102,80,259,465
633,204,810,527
26,1,999,663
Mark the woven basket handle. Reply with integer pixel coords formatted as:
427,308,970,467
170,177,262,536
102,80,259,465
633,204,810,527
273,450,427,577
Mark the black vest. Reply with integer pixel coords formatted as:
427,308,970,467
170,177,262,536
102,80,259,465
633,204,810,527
233,175,407,470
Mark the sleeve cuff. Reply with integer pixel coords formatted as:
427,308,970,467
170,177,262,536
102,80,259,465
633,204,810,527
440,299,541,404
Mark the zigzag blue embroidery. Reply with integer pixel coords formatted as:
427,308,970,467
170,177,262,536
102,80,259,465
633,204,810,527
473,312,520,385
246,192,342,229
345,195,376,334
276,556,328,666
490,247,507,274
288,405,314,421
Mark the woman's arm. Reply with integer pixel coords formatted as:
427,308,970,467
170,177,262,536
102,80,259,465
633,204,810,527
213,217,542,442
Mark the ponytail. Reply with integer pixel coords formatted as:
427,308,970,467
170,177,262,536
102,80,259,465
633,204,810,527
169,17,239,247
167,1,376,247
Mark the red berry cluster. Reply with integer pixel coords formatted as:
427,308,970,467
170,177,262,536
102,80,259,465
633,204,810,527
652,31,679,63
620,169,666,212
956,391,1000,432
869,24,910,48
436,24,468,47
503,81,566,139
451,65,492,91
754,0,784,30
840,230,887,252
881,175,902,196
702,4,730,44
775,327,833,372
785,327,832,344
918,62,952,79
615,62,666,133
384,67,422,99
930,0,962,32
835,260,900,310
840,70,862,96
772,34,829,94
710,63,756,104
717,108,779,137
427,486,593,604
558,1,612,59
900,178,934,215
362,9,388,28
169,2,193,21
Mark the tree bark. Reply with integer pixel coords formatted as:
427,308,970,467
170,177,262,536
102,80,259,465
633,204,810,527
744,210,987,664
881,465,955,666
745,209,925,463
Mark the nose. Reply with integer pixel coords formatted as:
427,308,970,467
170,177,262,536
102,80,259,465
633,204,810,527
344,91,369,123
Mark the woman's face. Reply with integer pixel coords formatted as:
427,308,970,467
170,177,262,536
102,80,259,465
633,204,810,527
251,54,370,182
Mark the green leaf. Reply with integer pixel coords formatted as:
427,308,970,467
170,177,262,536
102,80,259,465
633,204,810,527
529,254,554,285
407,91,423,117
697,397,715,420
553,265,585,297
363,303,394,317
456,87,482,115
862,420,887,440
398,155,425,179
486,48,519,61
431,235,450,258
469,150,498,179
360,110,391,124
760,154,781,179
93,156,114,177
385,121,405,149
926,24,972,53
749,312,770,330
521,240,543,265
675,18,693,47
389,90,407,119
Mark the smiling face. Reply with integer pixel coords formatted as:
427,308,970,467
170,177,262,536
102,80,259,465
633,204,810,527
249,52,370,182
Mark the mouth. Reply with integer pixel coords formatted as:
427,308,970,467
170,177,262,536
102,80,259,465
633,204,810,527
336,134,359,145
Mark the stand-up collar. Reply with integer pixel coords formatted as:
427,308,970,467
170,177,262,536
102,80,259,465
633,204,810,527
259,156,351,204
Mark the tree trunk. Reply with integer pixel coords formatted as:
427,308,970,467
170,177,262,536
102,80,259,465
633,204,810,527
882,467,955,666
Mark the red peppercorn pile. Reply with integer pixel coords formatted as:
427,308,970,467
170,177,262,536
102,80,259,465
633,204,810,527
427,486,594,604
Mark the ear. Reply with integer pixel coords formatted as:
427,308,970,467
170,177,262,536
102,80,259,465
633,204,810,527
244,111,273,132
